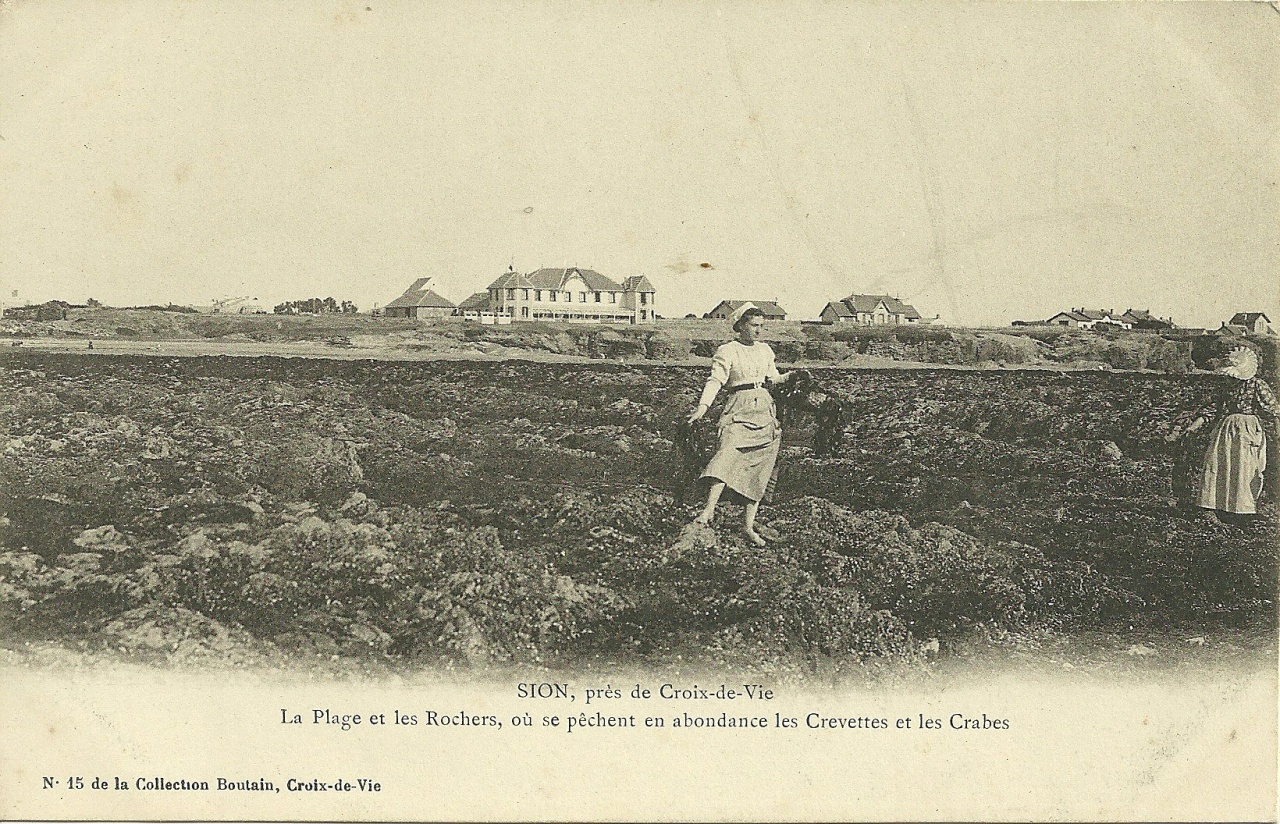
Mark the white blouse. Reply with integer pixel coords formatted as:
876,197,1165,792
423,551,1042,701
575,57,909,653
698,340,781,408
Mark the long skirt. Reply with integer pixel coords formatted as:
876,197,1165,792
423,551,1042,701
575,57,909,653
1198,413,1267,514
701,387,781,503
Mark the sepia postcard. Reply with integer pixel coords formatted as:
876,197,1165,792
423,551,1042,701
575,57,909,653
1,1,1277,821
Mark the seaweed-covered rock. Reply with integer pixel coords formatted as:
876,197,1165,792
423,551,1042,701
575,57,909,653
73,525,128,552
594,330,647,360
646,331,693,360
100,606,259,661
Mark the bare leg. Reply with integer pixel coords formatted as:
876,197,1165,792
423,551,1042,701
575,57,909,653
743,500,767,546
694,481,725,525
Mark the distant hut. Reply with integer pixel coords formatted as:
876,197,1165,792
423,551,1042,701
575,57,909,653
384,278,455,319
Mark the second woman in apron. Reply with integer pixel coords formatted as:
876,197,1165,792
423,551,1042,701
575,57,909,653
1194,345,1278,522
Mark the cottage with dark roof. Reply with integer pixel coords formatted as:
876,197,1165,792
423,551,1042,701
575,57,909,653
384,277,456,319
1228,312,1273,336
479,266,656,324
705,300,787,321
820,294,922,326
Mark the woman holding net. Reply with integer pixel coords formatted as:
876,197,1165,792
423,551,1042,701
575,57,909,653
686,305,792,546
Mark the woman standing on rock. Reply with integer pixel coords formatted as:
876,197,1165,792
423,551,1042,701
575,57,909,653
1194,345,1278,522
687,306,792,546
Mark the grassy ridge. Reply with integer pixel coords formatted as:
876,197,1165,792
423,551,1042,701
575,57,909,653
6,308,1275,372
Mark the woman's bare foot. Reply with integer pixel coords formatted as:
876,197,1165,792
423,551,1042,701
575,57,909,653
693,511,714,526
744,527,768,547
753,524,780,542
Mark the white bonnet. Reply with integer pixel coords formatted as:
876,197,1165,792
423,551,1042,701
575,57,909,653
730,302,763,329
1218,346,1259,381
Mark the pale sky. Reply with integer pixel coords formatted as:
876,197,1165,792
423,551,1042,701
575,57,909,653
1,1,1276,327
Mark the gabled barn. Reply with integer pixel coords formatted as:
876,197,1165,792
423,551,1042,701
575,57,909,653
384,278,455,319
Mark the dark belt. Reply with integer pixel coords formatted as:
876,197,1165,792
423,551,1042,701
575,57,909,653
729,382,766,393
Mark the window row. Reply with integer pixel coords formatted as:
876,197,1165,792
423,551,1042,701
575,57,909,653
498,288,647,304
484,307,653,321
